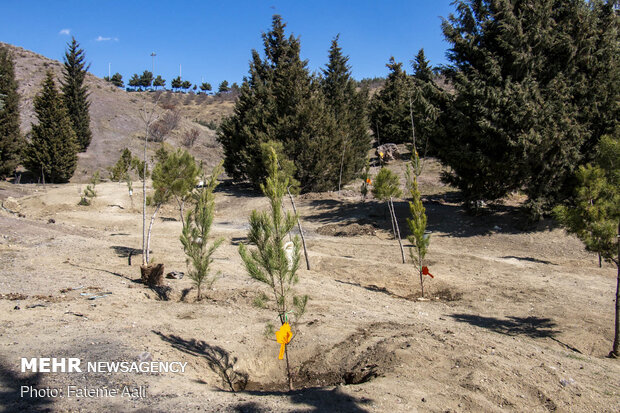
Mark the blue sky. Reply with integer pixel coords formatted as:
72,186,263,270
0,0,455,87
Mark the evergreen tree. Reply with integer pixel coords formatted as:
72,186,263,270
109,148,134,182
128,73,141,90
153,75,165,89
199,82,212,93
171,76,182,91
61,37,92,152
238,148,308,391
105,72,124,88
180,163,224,301
218,15,340,192
218,80,230,93
0,45,22,178
370,57,412,144
181,80,192,92
24,71,78,183
438,0,619,216
411,48,433,83
409,48,444,156
139,70,153,89
321,35,371,189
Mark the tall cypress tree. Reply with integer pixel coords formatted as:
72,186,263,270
0,45,22,178
218,15,340,192
321,35,371,187
369,57,412,145
409,48,445,155
62,37,92,152
24,71,78,183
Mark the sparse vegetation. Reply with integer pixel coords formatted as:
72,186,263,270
78,171,100,206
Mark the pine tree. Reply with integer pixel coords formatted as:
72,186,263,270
110,73,124,88
218,15,341,192
239,148,308,391
24,71,78,183
0,45,22,178
199,82,212,93
171,76,182,91
128,74,141,90
153,75,165,89
321,35,371,190
61,37,92,152
180,163,224,300
139,70,153,89
370,57,412,144
218,80,230,93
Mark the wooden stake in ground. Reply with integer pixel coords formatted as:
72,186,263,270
287,187,310,271
390,197,406,264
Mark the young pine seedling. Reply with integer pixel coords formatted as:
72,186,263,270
238,148,308,391
179,163,224,300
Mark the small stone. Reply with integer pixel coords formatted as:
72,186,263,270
421,398,426,403
559,378,575,387
13,305,20,310
48,218,56,224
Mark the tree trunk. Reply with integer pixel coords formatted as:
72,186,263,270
387,201,396,238
610,221,619,358
284,345,293,391
287,188,310,271
338,141,346,194
390,197,406,264
146,204,161,264
142,137,148,265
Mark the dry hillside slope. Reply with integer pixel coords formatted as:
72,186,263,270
3,42,231,182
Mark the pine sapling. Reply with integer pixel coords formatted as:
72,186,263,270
372,167,405,263
238,148,308,391
78,171,99,206
180,163,224,300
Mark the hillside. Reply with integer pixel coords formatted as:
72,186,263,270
3,43,233,182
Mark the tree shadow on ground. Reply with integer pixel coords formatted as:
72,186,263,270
67,260,141,283
500,256,556,265
450,314,558,338
450,313,583,353
0,358,54,412
214,179,261,198
231,387,373,413
303,192,557,238
153,331,248,392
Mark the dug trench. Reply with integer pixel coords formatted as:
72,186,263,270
202,322,411,393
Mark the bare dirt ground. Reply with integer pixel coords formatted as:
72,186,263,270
0,159,619,412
